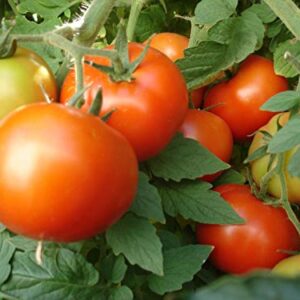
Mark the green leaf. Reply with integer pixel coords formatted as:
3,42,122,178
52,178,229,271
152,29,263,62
147,134,229,182
268,116,300,153
244,145,268,163
148,245,212,295
157,230,181,251
213,169,246,186
130,172,165,223
261,91,300,112
156,180,244,224
106,214,163,276
101,254,128,284
245,2,277,23
189,273,300,300
195,0,238,25
274,39,300,77
0,231,15,285
109,286,133,300
1,249,101,300
288,148,300,177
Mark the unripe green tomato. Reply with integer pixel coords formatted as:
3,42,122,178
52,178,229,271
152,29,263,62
0,47,57,118
248,113,300,204
272,254,300,277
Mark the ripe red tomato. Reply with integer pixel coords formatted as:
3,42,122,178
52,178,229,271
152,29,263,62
179,109,233,181
0,103,138,242
60,43,188,161
147,32,205,108
0,47,57,118
204,55,289,141
196,184,300,274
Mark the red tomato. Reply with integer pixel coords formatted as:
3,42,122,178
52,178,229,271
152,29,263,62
196,184,300,274
204,55,289,141
60,43,188,161
214,183,250,194
0,103,138,242
179,109,233,181
147,32,205,108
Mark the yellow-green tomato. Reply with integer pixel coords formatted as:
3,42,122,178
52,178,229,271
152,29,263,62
0,47,57,118
249,112,300,203
272,254,300,277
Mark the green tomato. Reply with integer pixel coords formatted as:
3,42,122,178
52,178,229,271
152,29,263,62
0,47,57,119
248,112,300,204
272,254,300,277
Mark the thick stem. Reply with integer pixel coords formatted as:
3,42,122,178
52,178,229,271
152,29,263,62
258,164,277,199
264,0,300,40
74,53,84,94
75,0,117,47
277,153,300,235
7,0,18,15
126,0,148,41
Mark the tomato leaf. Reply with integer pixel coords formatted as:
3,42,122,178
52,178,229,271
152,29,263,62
108,286,133,300
106,214,163,276
0,249,101,299
148,245,212,295
189,273,300,300
261,90,300,112
268,116,300,153
213,169,246,186
244,2,277,23
288,148,300,177
157,230,181,251
147,134,229,182
0,231,15,285
130,172,165,223
244,145,268,163
274,39,300,78
194,0,238,25
156,180,244,224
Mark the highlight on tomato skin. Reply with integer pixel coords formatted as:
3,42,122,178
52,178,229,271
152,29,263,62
179,109,233,182
196,184,300,275
204,54,289,141
60,42,189,161
0,102,139,243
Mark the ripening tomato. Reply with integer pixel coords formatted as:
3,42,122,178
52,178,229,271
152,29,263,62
147,32,205,108
196,184,300,274
204,55,289,141
272,254,300,277
0,103,138,242
179,109,233,181
0,47,57,118
60,43,188,161
249,112,300,204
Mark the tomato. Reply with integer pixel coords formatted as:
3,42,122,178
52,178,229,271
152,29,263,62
0,103,138,242
179,109,233,181
204,55,289,141
60,43,188,161
0,47,57,119
147,32,205,108
196,184,300,274
272,254,300,277
214,183,250,194
249,113,300,203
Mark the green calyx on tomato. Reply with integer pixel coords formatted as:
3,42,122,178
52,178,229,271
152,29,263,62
204,55,289,141
196,184,300,274
0,47,57,119
0,103,138,242
61,42,189,161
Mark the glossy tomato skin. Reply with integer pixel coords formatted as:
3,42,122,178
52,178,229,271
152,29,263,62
60,43,188,161
179,109,233,181
0,103,138,242
249,113,300,203
196,184,300,274
0,47,57,119
204,55,289,141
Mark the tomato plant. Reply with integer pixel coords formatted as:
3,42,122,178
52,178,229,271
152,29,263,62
196,184,300,274
0,47,57,119
0,103,138,242
248,112,300,203
179,109,233,181
60,43,188,161
204,55,289,141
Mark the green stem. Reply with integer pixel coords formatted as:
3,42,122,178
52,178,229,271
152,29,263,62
258,164,277,199
75,0,117,47
277,153,300,235
7,0,18,15
264,0,300,40
126,0,148,41
74,53,84,94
